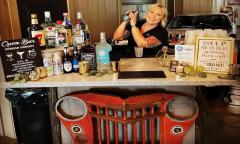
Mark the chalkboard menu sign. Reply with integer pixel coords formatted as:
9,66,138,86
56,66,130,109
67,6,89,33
196,37,234,74
0,38,43,81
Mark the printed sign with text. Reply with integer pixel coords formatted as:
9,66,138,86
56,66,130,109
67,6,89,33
175,45,195,65
0,38,43,81
196,37,234,74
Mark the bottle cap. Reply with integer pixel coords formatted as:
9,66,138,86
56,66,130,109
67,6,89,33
100,32,106,40
77,12,82,19
44,11,51,18
56,20,62,25
31,14,37,19
63,13,68,17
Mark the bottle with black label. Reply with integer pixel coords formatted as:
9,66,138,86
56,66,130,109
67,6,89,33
84,24,91,46
76,12,86,30
72,46,80,72
28,14,46,50
80,40,96,71
63,47,73,73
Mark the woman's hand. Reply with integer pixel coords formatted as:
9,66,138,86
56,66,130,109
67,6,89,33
129,11,138,26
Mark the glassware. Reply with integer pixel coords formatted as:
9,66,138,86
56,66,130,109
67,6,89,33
96,32,112,72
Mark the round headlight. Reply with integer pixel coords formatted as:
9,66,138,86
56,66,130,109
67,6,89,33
166,96,198,121
55,96,88,121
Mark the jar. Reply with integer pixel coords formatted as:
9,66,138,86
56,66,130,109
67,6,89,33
42,52,54,76
53,51,63,75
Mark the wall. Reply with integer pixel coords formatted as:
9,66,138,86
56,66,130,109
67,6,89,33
212,0,225,13
183,0,213,13
0,0,21,139
67,0,120,42
66,0,166,42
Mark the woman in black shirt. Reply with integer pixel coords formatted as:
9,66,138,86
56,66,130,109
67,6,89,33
113,3,169,57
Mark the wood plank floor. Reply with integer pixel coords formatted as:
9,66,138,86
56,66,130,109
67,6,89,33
204,98,240,144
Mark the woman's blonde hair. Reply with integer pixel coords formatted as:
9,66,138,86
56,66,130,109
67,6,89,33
146,3,168,28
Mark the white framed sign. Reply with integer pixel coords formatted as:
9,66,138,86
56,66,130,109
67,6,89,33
195,37,234,74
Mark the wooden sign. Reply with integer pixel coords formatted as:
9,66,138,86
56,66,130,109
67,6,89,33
195,37,234,74
0,38,43,81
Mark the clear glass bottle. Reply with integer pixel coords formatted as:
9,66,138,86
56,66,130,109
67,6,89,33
42,52,54,76
55,20,68,47
73,23,85,46
41,11,57,48
96,32,112,72
28,14,46,50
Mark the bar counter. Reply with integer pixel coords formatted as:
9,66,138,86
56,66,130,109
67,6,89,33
2,58,236,88
1,57,237,144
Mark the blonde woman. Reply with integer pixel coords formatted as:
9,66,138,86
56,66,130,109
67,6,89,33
113,3,168,57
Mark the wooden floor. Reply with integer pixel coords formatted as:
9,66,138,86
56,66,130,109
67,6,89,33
204,98,240,144
1,98,240,144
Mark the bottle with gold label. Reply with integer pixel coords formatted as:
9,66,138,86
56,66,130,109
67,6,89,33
28,14,46,50
62,13,73,47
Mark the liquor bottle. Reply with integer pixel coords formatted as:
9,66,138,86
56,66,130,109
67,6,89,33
42,52,54,76
55,20,68,47
73,23,85,46
28,14,46,50
63,13,73,47
96,32,112,72
63,47,73,73
81,38,97,71
84,24,91,46
41,11,57,48
76,12,86,30
62,13,68,26
53,51,64,75
72,46,80,72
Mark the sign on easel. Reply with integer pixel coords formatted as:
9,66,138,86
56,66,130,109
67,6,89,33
0,38,43,81
195,37,234,74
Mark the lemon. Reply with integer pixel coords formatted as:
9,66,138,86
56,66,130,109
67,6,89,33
183,65,193,74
